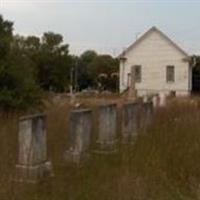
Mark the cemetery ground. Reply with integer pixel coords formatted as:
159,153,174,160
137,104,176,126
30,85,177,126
1,94,200,200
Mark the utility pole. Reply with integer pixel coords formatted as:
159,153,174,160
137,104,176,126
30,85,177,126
74,58,78,92
70,66,74,96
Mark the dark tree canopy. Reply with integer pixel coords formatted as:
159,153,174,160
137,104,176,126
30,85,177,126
0,15,13,59
76,51,119,91
192,56,200,92
0,15,41,110
0,14,119,110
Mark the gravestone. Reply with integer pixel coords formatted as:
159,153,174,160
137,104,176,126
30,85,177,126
159,93,166,107
143,95,148,103
95,103,117,153
152,95,159,108
65,109,92,163
143,101,154,129
15,113,53,183
121,102,139,143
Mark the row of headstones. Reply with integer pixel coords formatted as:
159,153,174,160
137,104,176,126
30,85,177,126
15,101,154,183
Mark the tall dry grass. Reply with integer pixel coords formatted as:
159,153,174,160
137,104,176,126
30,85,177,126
1,96,200,199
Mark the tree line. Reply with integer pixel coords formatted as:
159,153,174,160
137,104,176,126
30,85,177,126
0,15,119,109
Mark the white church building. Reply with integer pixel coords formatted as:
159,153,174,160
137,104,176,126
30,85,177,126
119,26,193,96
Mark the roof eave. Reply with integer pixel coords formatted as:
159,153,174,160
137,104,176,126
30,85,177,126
118,26,189,58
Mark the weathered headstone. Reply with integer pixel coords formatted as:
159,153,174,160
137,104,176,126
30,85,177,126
143,101,154,129
15,113,53,183
121,102,139,143
159,93,166,107
152,95,159,108
95,103,117,153
138,101,154,134
65,109,92,163
143,95,148,103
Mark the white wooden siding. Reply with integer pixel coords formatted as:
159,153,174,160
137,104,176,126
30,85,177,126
120,29,190,96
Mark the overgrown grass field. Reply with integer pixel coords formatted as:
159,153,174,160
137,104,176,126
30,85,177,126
1,96,200,200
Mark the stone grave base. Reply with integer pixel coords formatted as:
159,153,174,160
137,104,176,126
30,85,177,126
93,140,118,154
15,161,53,183
64,150,90,164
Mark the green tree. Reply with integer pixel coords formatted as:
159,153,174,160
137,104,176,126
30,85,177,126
191,56,200,92
87,54,119,91
0,15,13,60
77,50,97,90
0,15,41,110
76,51,119,91
37,32,72,92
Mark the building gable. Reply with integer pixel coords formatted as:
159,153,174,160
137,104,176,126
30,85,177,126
119,26,189,59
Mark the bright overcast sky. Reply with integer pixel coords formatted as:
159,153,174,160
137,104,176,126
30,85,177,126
1,0,200,56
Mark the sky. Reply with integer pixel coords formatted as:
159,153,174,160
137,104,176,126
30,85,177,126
1,0,200,56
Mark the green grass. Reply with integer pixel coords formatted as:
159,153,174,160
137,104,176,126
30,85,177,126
1,97,200,200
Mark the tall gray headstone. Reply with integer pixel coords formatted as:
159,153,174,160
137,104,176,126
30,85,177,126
152,95,159,108
159,93,167,107
95,103,117,153
142,101,154,132
65,109,92,163
15,113,53,183
121,102,139,142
